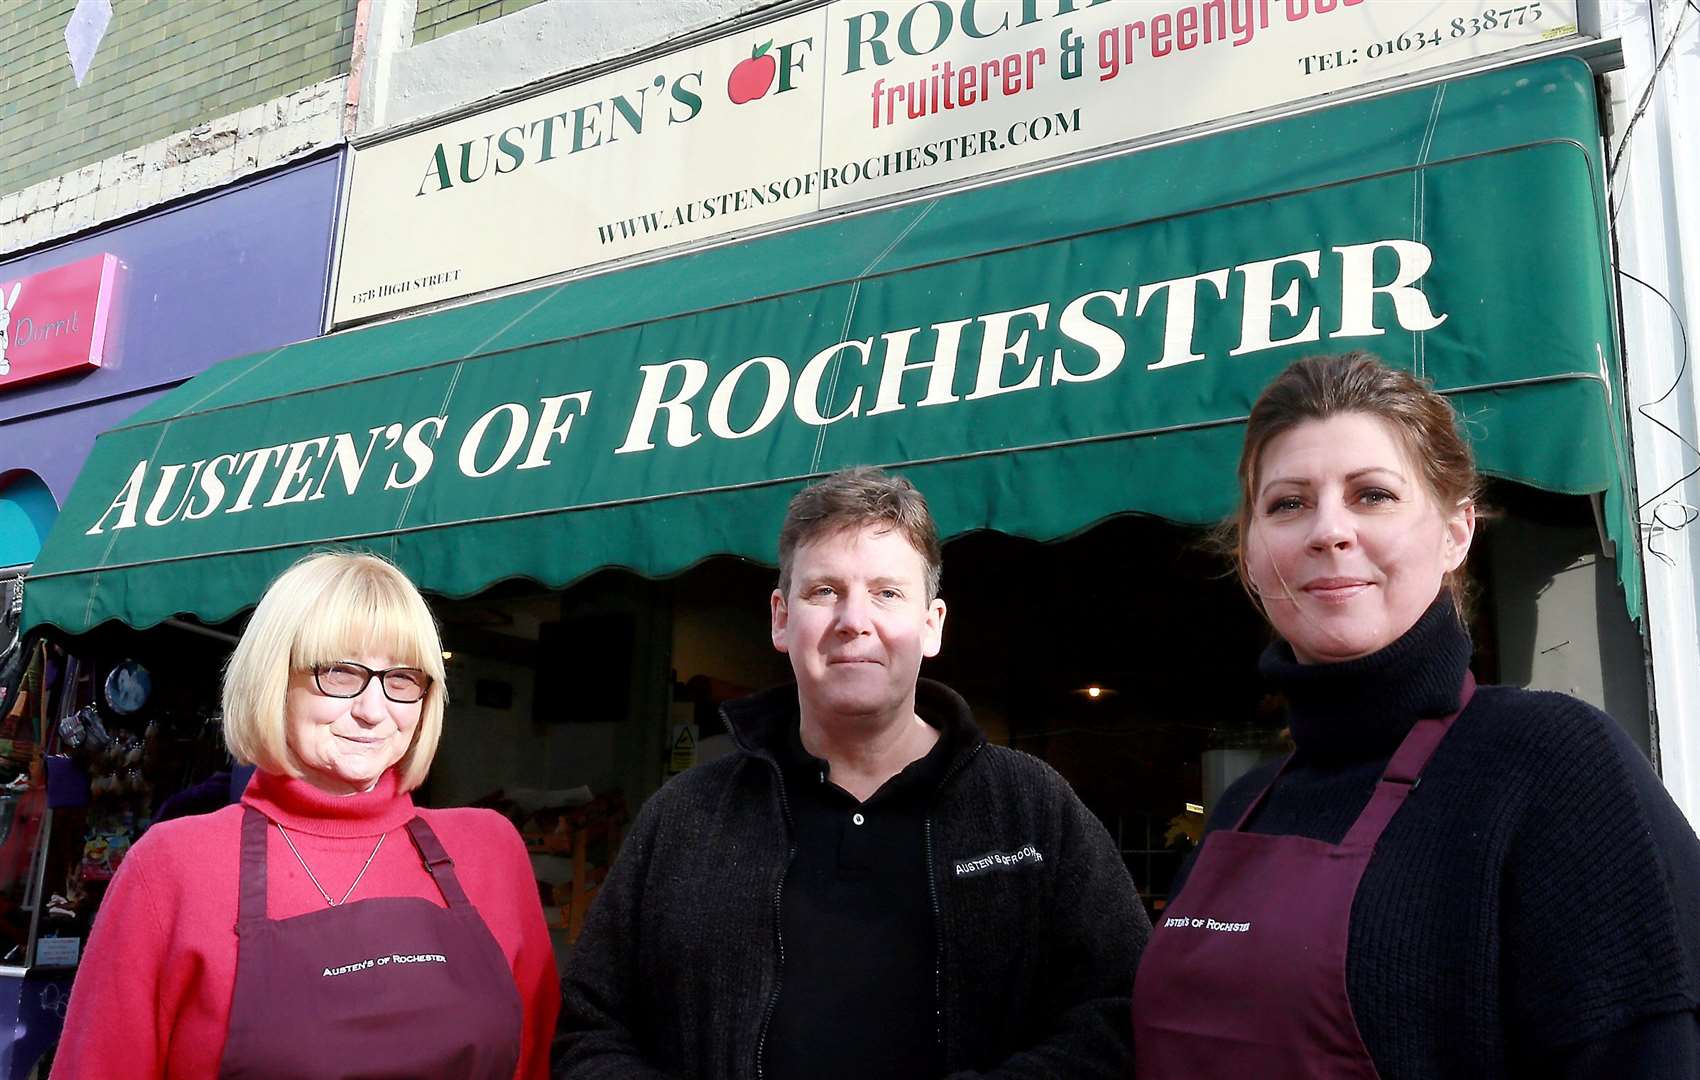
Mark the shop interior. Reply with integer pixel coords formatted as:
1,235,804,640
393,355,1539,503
11,482,1646,977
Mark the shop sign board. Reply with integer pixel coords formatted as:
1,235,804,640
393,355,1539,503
335,0,1580,326
0,254,121,391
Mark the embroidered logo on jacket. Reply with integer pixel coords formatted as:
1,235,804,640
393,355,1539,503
953,844,1044,878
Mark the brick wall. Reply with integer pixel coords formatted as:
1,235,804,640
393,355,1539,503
0,0,357,195
414,0,547,45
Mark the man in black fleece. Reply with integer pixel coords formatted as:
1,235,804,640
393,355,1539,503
556,467,1148,1079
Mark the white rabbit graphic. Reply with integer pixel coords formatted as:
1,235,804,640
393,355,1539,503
0,281,19,377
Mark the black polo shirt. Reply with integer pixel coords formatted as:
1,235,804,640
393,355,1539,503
762,718,954,1080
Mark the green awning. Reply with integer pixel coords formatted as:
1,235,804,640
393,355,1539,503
25,56,1637,635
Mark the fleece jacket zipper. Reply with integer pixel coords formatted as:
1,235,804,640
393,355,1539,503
753,756,798,1080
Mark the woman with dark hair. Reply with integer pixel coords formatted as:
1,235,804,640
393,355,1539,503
1133,352,1700,1078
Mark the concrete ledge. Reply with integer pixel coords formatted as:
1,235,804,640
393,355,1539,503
0,76,348,257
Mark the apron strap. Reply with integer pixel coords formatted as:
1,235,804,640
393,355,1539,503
238,806,270,923
1382,671,1477,783
1229,752,1295,832
1341,671,1477,849
405,817,472,909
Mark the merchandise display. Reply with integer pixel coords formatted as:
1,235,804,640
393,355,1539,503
22,640,236,973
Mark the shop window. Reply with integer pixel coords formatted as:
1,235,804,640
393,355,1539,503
0,630,49,972
5,623,231,983
428,575,670,971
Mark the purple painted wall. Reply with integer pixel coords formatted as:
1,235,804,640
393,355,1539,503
0,153,343,505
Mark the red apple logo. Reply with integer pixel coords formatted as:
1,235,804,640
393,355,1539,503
727,41,776,105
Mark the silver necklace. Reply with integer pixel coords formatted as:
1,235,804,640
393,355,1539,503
276,823,387,907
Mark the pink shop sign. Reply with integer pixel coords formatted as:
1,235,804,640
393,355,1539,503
0,253,122,390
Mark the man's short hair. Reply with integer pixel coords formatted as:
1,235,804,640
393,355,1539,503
777,466,942,600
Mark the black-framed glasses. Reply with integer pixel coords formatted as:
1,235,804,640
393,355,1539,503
311,661,433,704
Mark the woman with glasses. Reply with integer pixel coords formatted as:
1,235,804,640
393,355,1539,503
53,552,557,1079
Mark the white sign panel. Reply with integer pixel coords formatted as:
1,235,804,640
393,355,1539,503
36,934,81,967
335,0,1579,325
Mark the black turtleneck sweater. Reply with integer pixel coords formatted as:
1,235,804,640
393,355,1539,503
1169,598,1700,1078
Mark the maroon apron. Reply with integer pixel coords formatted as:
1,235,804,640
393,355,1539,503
1133,673,1477,1079
219,808,523,1080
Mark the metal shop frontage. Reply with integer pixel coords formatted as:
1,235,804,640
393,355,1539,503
24,55,1642,980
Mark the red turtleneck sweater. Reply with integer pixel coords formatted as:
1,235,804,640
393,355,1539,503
52,770,558,1079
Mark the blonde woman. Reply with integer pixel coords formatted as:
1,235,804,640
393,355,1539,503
55,552,557,1079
